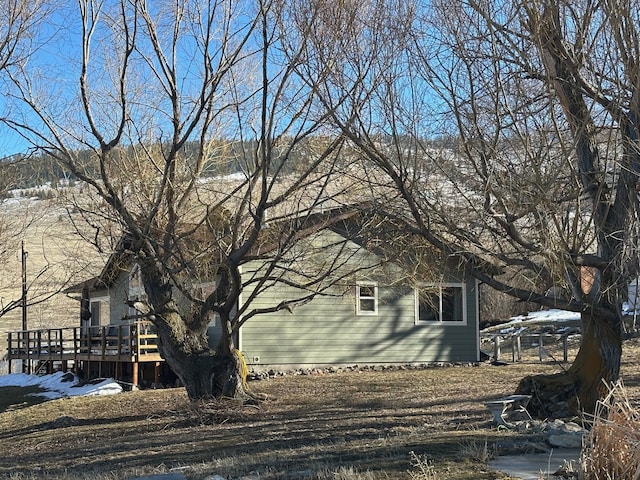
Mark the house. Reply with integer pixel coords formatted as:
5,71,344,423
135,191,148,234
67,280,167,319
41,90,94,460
6,207,483,385
84,210,482,367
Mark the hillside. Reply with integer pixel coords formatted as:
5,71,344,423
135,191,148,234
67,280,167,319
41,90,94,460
0,190,107,355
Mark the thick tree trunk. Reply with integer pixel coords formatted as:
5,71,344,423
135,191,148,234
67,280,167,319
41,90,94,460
138,260,249,401
516,311,622,418
152,312,246,400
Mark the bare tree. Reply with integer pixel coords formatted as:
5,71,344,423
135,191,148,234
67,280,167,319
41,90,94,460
1,0,374,399
293,0,640,417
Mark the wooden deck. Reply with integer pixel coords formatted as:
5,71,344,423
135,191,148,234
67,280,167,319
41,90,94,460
6,322,167,387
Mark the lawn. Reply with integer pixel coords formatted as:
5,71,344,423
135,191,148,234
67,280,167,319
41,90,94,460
1,339,640,480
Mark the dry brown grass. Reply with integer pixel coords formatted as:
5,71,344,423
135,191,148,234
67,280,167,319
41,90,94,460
0,362,553,480
0,196,106,346
2,348,638,480
580,380,640,479
1,338,639,480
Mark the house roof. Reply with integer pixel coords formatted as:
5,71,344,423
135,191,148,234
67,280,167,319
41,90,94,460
65,235,136,294
65,204,370,294
66,202,501,294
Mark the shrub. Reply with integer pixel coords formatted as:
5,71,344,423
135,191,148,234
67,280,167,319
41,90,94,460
408,451,438,480
580,381,640,479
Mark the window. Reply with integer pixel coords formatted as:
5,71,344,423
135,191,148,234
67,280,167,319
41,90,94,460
356,283,378,315
416,284,465,324
90,301,101,327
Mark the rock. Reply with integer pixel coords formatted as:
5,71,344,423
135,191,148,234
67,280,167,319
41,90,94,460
247,362,478,381
547,433,584,448
562,421,585,433
60,372,76,382
545,419,586,434
51,416,79,428
544,419,587,448
203,475,227,480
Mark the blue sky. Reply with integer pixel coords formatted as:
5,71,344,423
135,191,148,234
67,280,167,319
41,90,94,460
0,4,82,157
0,1,244,158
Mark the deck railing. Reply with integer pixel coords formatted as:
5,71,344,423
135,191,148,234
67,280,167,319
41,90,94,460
6,321,161,365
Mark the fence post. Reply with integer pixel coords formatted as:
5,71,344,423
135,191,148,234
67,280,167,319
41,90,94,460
563,334,568,362
494,336,502,361
511,334,522,362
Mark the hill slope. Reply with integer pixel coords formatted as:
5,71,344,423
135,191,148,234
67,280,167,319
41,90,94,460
0,191,106,355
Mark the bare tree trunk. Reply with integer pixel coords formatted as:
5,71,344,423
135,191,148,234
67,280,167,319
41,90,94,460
517,311,622,418
153,314,246,400
138,257,247,400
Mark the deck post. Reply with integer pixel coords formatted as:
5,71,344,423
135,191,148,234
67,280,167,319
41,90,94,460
7,333,12,374
36,330,42,364
58,328,63,361
154,361,161,385
73,328,78,363
132,361,139,388
26,331,31,374
101,326,107,360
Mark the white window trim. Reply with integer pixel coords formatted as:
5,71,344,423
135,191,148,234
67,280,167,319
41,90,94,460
415,283,467,325
356,282,378,315
90,294,110,305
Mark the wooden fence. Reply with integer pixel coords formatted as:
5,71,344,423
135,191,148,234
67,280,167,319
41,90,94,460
482,331,582,363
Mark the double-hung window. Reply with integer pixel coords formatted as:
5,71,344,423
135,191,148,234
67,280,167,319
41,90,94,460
416,283,466,324
356,282,378,315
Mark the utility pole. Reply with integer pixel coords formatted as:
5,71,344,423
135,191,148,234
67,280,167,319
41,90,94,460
21,240,28,374
21,240,27,332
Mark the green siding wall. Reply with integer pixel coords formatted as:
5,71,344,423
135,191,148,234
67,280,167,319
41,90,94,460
239,232,479,367
104,274,129,325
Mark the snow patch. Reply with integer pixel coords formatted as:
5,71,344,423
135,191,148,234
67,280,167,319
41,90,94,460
503,309,581,325
0,371,123,399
